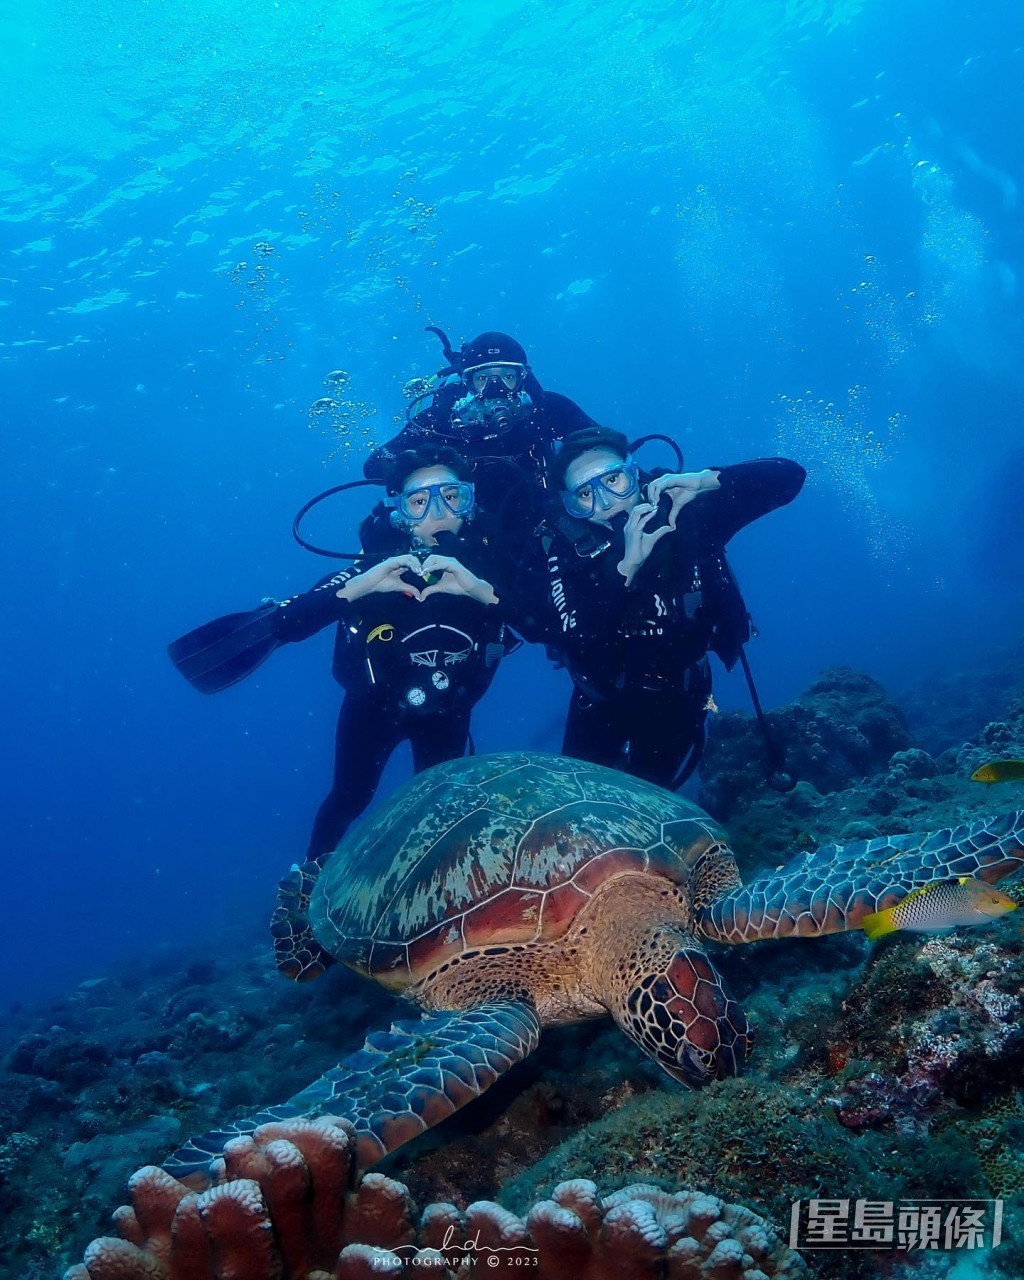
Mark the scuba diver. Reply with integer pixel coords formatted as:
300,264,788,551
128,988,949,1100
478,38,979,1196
364,328,601,524
513,425,805,789
168,445,514,980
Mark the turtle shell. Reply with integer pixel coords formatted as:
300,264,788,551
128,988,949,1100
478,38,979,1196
309,752,727,990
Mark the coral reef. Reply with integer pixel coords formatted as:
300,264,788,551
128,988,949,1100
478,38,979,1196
955,696,1024,783
500,1076,987,1277
700,667,912,821
67,1117,804,1280
8,1030,112,1089
819,929,1024,1134
0,937,391,1279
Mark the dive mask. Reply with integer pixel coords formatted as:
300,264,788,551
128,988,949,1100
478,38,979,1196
562,458,640,518
463,362,527,397
388,480,476,524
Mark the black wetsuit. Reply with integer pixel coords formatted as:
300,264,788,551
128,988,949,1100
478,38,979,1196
270,521,510,856
364,374,600,525
515,459,805,788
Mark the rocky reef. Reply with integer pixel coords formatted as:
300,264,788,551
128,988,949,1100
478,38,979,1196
4,659,1024,1280
699,666,913,823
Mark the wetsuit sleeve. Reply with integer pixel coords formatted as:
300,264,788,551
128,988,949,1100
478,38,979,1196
697,458,805,545
269,567,361,643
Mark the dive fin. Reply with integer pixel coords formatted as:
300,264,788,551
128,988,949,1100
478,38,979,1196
168,603,281,694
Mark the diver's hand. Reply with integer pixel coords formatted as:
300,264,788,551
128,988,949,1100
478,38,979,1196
617,502,674,586
646,469,721,526
417,555,499,605
337,555,426,602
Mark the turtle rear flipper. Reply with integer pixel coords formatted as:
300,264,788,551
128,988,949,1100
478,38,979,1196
271,859,336,982
164,1000,541,1186
700,809,1024,944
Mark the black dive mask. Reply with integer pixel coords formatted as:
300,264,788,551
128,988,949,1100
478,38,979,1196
480,374,514,400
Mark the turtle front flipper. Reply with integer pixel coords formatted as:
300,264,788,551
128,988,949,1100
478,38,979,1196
700,809,1024,944
164,1000,541,1187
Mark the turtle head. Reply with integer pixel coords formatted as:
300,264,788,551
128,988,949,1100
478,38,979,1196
622,939,752,1086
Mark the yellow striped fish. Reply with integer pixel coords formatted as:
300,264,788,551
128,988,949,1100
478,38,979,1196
861,877,1017,941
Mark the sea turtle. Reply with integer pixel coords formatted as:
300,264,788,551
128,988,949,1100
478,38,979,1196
168,751,1024,1181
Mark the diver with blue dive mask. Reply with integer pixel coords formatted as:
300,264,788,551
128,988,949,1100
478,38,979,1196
168,445,516,981
505,425,806,791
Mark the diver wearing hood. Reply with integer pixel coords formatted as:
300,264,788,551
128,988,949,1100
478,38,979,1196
276,447,511,854
169,445,516,981
364,329,600,515
509,426,806,790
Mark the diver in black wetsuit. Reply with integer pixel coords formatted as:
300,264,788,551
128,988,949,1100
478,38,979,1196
269,446,510,864
364,329,600,527
169,445,514,980
515,426,805,789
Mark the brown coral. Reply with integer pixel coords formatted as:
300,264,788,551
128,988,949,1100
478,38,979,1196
66,1117,804,1280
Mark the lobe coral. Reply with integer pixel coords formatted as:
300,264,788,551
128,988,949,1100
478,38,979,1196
66,1116,805,1279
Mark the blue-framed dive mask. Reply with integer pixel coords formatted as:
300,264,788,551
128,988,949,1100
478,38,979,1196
561,458,640,519
389,480,476,524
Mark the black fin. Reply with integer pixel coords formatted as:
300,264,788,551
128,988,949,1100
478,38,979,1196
168,603,281,694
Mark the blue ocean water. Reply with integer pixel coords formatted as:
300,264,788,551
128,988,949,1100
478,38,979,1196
3,0,1022,1007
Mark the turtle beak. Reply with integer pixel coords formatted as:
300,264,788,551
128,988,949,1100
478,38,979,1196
678,1043,716,1086
677,1019,751,1085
